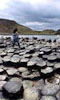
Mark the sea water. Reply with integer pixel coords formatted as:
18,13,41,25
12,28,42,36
0,34,57,41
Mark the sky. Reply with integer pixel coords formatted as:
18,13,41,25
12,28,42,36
0,0,60,31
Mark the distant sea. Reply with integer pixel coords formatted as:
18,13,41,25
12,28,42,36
0,35,57,41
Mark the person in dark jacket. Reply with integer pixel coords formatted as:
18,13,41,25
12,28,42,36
12,28,20,48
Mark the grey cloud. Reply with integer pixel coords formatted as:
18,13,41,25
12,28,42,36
0,0,60,30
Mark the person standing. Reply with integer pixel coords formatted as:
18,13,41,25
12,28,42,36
12,28,20,48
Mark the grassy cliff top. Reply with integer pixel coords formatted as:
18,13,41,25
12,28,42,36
0,19,57,35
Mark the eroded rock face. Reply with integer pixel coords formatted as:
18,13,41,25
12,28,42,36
3,81,23,98
24,87,41,100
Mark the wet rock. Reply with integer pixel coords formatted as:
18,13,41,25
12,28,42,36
55,74,60,80
22,80,33,89
45,76,60,85
0,68,4,73
23,54,31,58
7,52,13,57
6,68,17,76
54,63,60,69
36,60,46,69
10,55,20,64
47,61,54,67
3,66,13,70
14,50,20,54
18,67,27,73
33,79,44,90
0,75,7,81
0,65,4,69
39,51,44,55
56,90,60,100
3,81,23,98
0,91,7,100
57,53,60,61
24,87,41,100
42,55,48,60
44,48,52,54
0,57,3,65
41,67,53,74
27,60,36,66
0,81,7,91
0,52,7,57
29,57,40,62
3,56,11,63
20,58,29,67
40,96,56,100
42,84,60,95
47,55,57,62
29,71,40,79
40,48,51,54
21,71,30,78
32,52,39,57
0,44,6,48
18,99,24,100
20,58,29,63
6,48,14,53
10,77,22,83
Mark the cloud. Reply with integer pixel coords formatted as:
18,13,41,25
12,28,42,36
0,0,60,30
0,0,10,10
